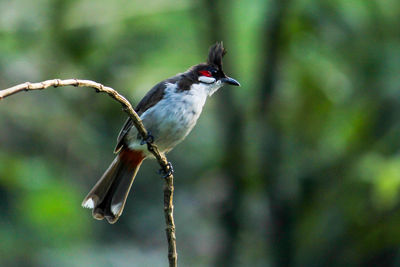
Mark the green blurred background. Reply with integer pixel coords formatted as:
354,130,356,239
1,0,400,266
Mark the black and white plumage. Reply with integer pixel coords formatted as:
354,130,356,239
82,42,240,223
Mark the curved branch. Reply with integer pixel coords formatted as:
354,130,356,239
0,79,178,267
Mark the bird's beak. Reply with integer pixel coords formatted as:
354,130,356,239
221,77,240,86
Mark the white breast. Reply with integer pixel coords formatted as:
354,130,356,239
127,82,210,153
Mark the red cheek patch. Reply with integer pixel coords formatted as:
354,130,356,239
198,70,212,77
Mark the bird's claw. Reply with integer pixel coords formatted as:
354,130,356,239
159,162,174,178
140,131,154,145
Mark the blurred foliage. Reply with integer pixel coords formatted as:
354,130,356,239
1,0,400,266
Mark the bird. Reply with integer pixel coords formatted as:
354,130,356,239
82,42,240,224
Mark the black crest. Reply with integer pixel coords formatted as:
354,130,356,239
207,42,226,70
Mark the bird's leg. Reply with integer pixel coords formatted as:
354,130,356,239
159,162,174,178
140,131,154,145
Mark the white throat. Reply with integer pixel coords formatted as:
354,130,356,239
195,80,224,96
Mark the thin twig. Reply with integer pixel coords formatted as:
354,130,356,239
0,79,178,267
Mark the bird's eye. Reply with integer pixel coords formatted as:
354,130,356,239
198,70,212,77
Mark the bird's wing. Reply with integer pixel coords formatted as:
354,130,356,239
114,79,171,153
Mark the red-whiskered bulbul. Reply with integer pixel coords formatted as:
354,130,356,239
82,42,240,223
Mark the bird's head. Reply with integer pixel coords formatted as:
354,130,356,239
181,42,240,95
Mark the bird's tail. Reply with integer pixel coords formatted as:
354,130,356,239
82,149,144,224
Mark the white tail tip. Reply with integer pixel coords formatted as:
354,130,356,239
82,198,95,209
111,203,122,216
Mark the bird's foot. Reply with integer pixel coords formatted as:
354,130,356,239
140,131,154,145
159,162,174,178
